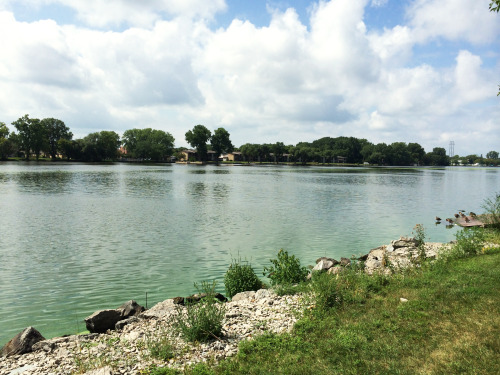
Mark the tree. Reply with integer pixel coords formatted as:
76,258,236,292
407,143,426,165
11,114,45,160
0,122,15,160
41,118,72,160
425,147,449,166
486,151,499,159
82,131,120,162
185,125,211,162
210,128,233,164
271,142,285,163
122,128,175,161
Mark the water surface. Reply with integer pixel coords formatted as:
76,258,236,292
0,162,498,345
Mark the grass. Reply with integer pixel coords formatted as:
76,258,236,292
173,231,500,375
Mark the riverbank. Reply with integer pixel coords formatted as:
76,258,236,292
3,233,499,374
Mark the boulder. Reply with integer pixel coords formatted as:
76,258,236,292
315,257,339,266
85,309,122,334
1,327,45,357
118,300,145,317
172,297,185,305
85,300,145,333
115,317,139,331
312,259,335,272
340,257,351,267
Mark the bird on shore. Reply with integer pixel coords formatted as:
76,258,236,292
460,212,466,218
454,213,460,218
470,212,477,217
465,216,470,223
446,218,454,224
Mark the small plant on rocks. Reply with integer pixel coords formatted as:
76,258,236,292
224,258,263,298
172,281,226,343
263,248,308,286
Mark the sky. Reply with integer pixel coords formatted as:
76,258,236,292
0,0,499,155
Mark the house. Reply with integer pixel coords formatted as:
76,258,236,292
179,149,219,162
222,152,243,162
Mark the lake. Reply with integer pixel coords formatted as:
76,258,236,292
0,162,498,345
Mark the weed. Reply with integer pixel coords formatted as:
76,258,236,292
224,258,262,298
171,281,226,343
447,228,485,259
140,365,180,375
145,330,175,361
263,249,308,286
413,224,426,262
482,192,500,229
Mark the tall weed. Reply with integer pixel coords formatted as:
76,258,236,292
263,249,308,286
171,281,226,343
224,258,262,298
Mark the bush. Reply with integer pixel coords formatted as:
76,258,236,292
224,259,263,298
171,281,226,343
310,272,343,313
448,228,485,259
263,249,308,286
482,192,500,229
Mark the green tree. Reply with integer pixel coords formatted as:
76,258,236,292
41,118,72,160
82,131,120,162
210,127,233,164
12,114,45,160
486,151,499,159
122,128,175,161
185,125,211,162
271,142,285,163
407,142,426,165
0,122,15,160
425,147,449,166
390,142,412,166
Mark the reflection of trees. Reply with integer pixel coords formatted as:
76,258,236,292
16,171,74,194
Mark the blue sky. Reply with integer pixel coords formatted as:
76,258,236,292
0,0,499,155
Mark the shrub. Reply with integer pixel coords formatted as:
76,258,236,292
145,332,174,361
171,281,226,343
482,192,500,229
448,228,485,259
310,272,343,313
263,249,308,286
224,259,263,298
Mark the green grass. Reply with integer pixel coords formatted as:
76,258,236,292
187,246,500,374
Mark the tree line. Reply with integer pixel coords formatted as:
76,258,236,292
1,115,498,166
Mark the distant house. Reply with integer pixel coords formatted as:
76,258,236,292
337,156,347,163
179,149,219,162
222,152,243,162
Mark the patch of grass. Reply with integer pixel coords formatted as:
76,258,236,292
198,231,500,374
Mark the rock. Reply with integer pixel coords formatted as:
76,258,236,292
312,259,335,272
118,300,145,318
340,257,351,267
391,237,416,248
172,296,185,305
1,327,45,357
116,317,139,331
315,257,339,266
364,246,387,275
232,291,256,301
85,309,122,333
85,366,113,375
400,298,408,303
358,253,369,261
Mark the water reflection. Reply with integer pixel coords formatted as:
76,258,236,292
15,171,74,194
122,172,172,198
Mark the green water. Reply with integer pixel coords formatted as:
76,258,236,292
0,162,498,345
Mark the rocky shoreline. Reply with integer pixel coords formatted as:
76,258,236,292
1,237,451,375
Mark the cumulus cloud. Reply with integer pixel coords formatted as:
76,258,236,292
407,0,500,44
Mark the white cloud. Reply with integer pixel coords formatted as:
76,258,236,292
408,0,500,44
0,0,498,155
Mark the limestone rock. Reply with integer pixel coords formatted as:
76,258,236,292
312,259,335,272
119,300,145,318
315,257,339,266
85,309,122,333
1,327,45,357
340,257,351,267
